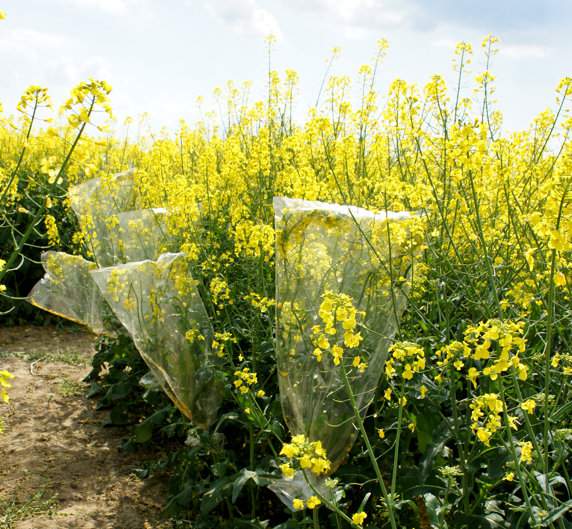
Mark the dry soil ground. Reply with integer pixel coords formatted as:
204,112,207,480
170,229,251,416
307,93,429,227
0,325,170,529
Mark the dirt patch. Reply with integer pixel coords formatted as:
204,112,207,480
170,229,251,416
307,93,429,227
0,326,168,529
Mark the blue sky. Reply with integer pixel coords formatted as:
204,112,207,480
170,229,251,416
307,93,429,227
1,0,570,132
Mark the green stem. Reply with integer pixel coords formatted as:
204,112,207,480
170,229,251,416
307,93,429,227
249,424,256,518
542,184,568,492
390,402,403,495
449,371,470,513
498,379,552,528
340,367,399,529
301,470,360,528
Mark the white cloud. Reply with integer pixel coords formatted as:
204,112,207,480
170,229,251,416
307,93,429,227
431,38,457,50
44,56,113,86
284,0,409,30
343,25,372,40
61,0,129,15
207,0,282,39
503,44,548,59
59,0,159,16
0,28,69,56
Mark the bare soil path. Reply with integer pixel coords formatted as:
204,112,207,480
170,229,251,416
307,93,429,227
0,326,167,529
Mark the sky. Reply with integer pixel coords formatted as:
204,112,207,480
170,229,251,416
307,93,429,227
1,0,571,133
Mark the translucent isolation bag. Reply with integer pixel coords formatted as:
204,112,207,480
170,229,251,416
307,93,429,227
273,197,425,474
29,171,175,333
68,171,174,267
27,251,110,335
91,253,223,429
87,207,172,266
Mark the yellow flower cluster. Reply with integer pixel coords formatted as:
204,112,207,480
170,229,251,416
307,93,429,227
519,441,533,464
61,79,113,129
435,319,528,387
233,367,258,394
311,291,364,368
292,495,321,511
233,220,275,262
551,353,572,375
210,276,232,309
279,434,331,478
470,393,516,446
244,292,275,313
211,331,235,358
385,342,426,381
16,85,51,114
44,214,59,245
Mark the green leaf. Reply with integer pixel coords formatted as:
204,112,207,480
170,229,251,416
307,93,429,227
538,499,572,525
423,492,448,529
85,381,102,398
231,468,272,503
232,469,258,503
201,476,234,515
134,420,153,443
551,401,572,423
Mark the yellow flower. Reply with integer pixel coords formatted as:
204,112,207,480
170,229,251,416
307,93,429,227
306,496,321,509
312,441,327,457
280,463,295,479
292,434,306,445
344,332,362,348
519,441,533,464
352,511,367,526
507,415,519,430
280,443,299,459
317,335,329,349
313,347,323,362
467,367,479,388
332,345,344,365
292,498,305,511
351,355,368,373
299,454,312,469
476,427,492,445
520,399,536,414
377,428,385,439
504,471,515,482
403,364,414,380
311,457,331,475
549,229,567,251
